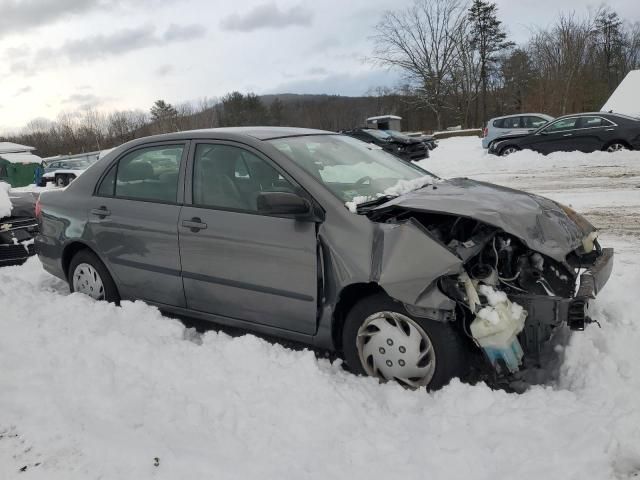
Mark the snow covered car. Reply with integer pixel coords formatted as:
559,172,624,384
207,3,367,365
35,128,614,390
0,184,38,266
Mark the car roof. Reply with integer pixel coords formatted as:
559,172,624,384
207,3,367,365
490,113,553,121
553,112,638,120
146,126,334,142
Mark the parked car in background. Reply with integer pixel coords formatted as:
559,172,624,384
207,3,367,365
36,127,613,390
40,149,114,187
489,112,640,156
0,187,38,266
482,113,554,149
383,130,430,159
342,129,428,162
40,158,95,187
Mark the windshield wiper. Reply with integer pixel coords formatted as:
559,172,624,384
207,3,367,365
355,195,396,213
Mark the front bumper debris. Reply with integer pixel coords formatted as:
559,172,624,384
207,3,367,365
511,248,614,360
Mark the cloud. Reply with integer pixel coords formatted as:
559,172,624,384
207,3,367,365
221,3,312,32
61,93,111,110
13,86,32,97
10,24,206,75
0,0,173,38
270,69,402,97
155,64,175,77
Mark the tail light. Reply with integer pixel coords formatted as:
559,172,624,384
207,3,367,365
35,196,42,218
482,127,488,138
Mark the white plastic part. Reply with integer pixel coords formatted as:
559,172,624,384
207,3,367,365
469,285,527,373
582,231,599,254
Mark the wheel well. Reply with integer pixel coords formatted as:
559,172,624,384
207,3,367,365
331,282,386,352
61,242,92,278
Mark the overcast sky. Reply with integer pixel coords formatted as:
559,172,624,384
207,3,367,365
0,0,638,133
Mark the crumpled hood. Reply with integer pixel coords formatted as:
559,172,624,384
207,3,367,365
371,177,596,261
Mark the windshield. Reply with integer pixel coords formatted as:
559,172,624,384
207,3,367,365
384,130,412,141
268,135,436,204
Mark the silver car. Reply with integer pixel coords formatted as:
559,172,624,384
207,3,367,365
482,113,554,149
35,127,613,390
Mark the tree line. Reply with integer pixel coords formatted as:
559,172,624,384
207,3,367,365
2,0,638,157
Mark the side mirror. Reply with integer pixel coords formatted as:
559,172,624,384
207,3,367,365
257,192,311,217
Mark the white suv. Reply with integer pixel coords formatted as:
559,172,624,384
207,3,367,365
482,113,554,149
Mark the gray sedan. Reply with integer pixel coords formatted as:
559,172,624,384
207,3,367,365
35,127,613,390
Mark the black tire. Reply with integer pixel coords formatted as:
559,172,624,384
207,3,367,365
55,175,67,187
342,293,467,390
603,141,630,153
68,249,120,303
500,145,520,156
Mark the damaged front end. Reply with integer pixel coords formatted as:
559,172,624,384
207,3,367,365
365,179,614,379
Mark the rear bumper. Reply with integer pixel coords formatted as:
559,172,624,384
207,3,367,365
511,248,614,357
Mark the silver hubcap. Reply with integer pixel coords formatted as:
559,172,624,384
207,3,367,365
72,263,105,300
607,143,625,152
502,147,517,156
357,311,436,388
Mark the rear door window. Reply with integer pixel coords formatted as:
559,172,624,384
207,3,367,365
524,116,548,128
97,145,184,203
578,116,615,128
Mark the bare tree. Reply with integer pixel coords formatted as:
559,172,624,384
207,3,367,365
372,0,467,129
530,13,597,114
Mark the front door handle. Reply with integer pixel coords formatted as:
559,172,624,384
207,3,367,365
90,206,111,217
182,217,207,232
562,134,573,137
605,128,615,131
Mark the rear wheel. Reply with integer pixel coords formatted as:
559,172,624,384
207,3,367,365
342,293,467,390
68,249,119,303
605,141,629,153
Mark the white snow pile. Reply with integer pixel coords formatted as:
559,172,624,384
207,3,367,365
0,182,12,218
345,175,436,212
0,240,639,479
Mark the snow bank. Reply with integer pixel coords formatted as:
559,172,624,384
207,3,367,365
1,239,640,479
0,182,12,218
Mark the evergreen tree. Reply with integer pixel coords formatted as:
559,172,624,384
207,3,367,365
150,100,178,122
468,0,514,123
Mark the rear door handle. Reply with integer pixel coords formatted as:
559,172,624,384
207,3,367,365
182,217,207,232
605,128,615,131
90,207,111,217
562,134,573,137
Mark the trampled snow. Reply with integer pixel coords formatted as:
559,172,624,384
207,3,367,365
1,137,640,479
0,182,12,218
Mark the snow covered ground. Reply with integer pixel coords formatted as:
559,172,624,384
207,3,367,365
1,137,640,479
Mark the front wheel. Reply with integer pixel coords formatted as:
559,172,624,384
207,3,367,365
68,249,120,303
342,294,467,390
500,146,520,156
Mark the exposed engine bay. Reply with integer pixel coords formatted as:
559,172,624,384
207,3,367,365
371,208,609,376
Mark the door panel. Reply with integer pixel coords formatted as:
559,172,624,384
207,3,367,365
87,142,187,306
87,199,185,306
179,207,318,333
178,141,319,334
